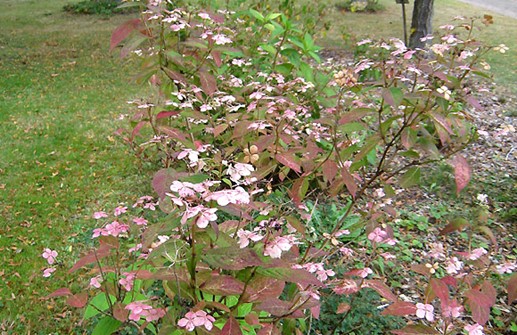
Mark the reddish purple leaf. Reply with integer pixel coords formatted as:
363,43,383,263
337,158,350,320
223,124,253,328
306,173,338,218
47,287,72,298
212,50,222,67
363,280,398,302
333,279,360,295
341,168,357,198
338,108,370,125
162,68,188,85
411,264,432,276
157,126,188,143
221,316,242,335
466,95,483,111
441,276,457,288
113,302,128,322
69,241,113,273
465,284,495,325
256,298,292,316
381,301,417,316
336,303,351,314
246,276,285,302
257,324,281,335
439,217,470,235
199,70,217,96
66,292,88,308
110,19,141,51
430,278,449,303
152,168,187,199
202,247,263,270
508,273,517,305
200,275,245,296
450,154,471,195
156,111,180,119
391,325,439,335
131,121,146,140
322,160,338,182
276,152,302,174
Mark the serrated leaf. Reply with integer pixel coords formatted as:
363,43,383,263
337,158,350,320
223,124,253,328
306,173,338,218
200,275,245,296
276,152,302,174
202,248,263,270
256,298,292,316
47,287,72,298
338,108,371,125
257,267,323,287
113,302,128,322
336,303,351,314
450,154,471,195
383,87,403,107
152,168,187,199
257,324,281,335
110,18,141,51
400,167,420,188
439,217,470,235
363,280,397,302
508,273,517,305
391,325,439,335
66,292,88,308
430,278,449,302
381,301,417,316
245,276,285,302
221,316,242,335
69,240,114,273
199,70,217,96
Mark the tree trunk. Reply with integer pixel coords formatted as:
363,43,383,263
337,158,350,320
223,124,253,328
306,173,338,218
409,0,434,49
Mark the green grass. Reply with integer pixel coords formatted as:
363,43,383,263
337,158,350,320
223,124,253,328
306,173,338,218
0,1,150,332
0,0,515,333
323,0,517,95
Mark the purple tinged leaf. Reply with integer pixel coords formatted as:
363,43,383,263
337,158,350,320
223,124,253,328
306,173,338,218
47,288,72,298
439,217,470,235
391,325,439,335
363,280,398,302
199,70,217,96
110,19,141,51
381,301,417,316
508,273,517,305
430,278,449,303
276,152,302,174
221,316,242,335
450,154,471,195
200,275,245,296
66,292,89,308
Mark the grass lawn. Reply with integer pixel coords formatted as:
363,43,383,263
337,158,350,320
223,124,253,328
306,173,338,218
0,0,149,332
0,0,514,333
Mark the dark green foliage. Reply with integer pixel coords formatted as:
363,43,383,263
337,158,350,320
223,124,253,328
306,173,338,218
336,0,384,13
63,0,138,16
313,289,405,334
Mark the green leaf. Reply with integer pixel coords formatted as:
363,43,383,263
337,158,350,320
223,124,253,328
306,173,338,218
400,167,421,188
248,9,264,22
84,294,116,319
259,44,277,55
92,316,122,335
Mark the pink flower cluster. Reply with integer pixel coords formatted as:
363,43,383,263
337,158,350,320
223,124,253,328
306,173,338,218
177,310,215,331
92,221,129,238
294,262,335,282
125,301,165,322
264,235,297,259
367,227,396,245
42,248,58,278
